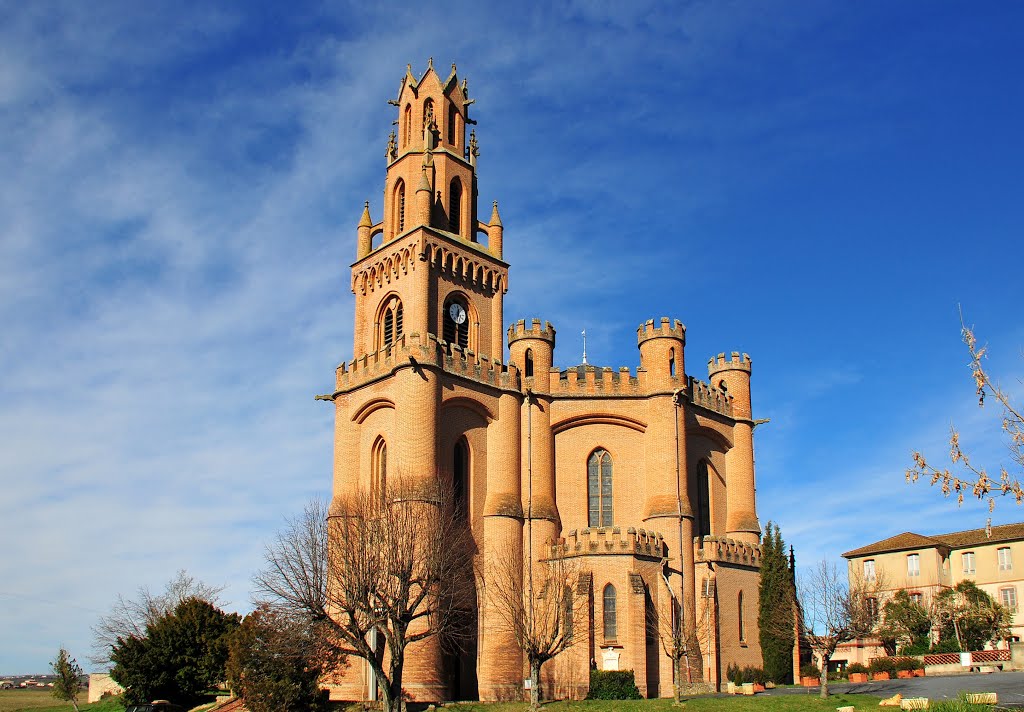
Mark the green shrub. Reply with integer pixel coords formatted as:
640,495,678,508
586,670,642,700
726,662,741,685
931,637,962,653
868,657,897,675
746,666,767,685
846,662,868,674
799,663,820,679
895,656,919,671
903,637,931,656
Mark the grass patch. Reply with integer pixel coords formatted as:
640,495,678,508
444,694,882,712
0,689,121,712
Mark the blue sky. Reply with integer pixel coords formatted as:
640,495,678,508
2,1,1023,675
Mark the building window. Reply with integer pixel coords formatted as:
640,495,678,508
866,596,879,622
864,559,876,581
910,592,923,606
563,585,574,640
696,460,710,540
371,437,387,504
588,449,613,528
1001,587,1018,612
403,104,411,147
378,297,404,349
525,348,534,378
442,294,470,349
738,591,745,642
449,178,462,234
669,347,676,377
453,439,468,519
394,180,406,234
448,103,457,145
907,553,920,577
603,584,617,641
999,547,1013,571
962,551,976,574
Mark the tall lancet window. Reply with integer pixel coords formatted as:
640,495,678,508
587,449,613,527
371,437,387,505
603,584,617,641
449,178,462,234
394,180,406,235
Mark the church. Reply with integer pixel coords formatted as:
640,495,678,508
323,61,764,702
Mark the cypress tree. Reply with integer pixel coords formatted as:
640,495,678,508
758,521,795,683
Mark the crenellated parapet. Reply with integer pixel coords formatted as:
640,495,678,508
554,526,666,560
554,365,643,396
507,318,556,346
335,332,520,394
694,536,761,568
687,376,733,417
708,351,751,377
637,317,686,346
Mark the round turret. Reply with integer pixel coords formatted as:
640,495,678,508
708,352,752,420
636,317,686,390
508,319,555,391
486,201,503,259
357,201,373,259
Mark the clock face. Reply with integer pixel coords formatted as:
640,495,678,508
449,303,467,325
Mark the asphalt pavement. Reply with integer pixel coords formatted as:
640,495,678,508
758,671,1024,707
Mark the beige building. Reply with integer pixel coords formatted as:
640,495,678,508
320,61,765,703
838,522,1024,663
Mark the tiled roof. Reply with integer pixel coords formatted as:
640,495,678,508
842,532,946,559
842,521,1024,558
934,521,1024,548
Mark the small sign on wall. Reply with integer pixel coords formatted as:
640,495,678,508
524,678,531,690
602,648,620,671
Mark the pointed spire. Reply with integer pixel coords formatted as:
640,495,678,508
427,56,434,70
359,201,372,228
489,200,502,227
417,171,431,193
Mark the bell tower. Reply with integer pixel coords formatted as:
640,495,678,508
351,59,507,362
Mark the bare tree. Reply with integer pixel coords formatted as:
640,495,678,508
651,585,705,703
254,475,475,712
487,542,587,710
91,570,225,666
798,560,878,699
907,315,1024,509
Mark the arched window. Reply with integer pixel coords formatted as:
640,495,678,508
454,439,469,519
696,460,711,541
443,294,470,349
449,178,462,234
371,437,387,504
603,584,617,641
447,103,457,145
378,296,404,349
394,180,406,235
563,585,574,639
587,449,613,527
669,348,676,377
403,104,412,148
525,348,534,378
738,591,745,642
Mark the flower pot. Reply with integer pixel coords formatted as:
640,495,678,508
897,670,914,679
913,669,925,677
848,673,868,683
742,682,755,696
753,683,765,693
872,672,890,681
801,677,820,687
726,681,736,694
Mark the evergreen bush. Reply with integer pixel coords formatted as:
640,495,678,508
586,670,642,700
799,663,820,679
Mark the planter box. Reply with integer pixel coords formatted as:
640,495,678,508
913,669,925,677
848,672,868,683
872,672,891,681
800,677,820,687
753,683,765,693
897,670,914,679
765,681,776,689
741,682,755,696
725,682,736,694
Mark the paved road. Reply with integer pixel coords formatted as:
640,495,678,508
759,671,1024,707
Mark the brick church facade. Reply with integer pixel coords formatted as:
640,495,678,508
323,61,764,702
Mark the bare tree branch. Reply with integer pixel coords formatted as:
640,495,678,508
907,313,1024,509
